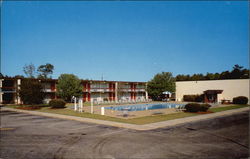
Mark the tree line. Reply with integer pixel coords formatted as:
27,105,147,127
176,65,249,81
1,63,249,104
0,63,54,79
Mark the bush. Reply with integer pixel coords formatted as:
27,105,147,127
49,99,66,108
199,104,211,112
183,94,204,102
185,103,201,112
185,103,211,112
19,79,45,105
233,96,248,105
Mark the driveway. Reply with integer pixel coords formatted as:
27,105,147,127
0,109,249,159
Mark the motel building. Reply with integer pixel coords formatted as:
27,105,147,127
0,77,249,105
175,79,250,104
0,77,148,104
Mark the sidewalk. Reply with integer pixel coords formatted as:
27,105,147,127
1,107,249,130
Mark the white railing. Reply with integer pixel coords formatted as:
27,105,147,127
91,97,152,105
119,88,133,92
135,88,146,92
90,88,112,92
43,89,55,92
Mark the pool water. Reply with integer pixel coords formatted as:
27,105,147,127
105,103,184,112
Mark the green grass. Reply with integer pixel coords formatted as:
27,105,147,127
36,107,197,125
4,104,49,108
209,104,249,112
4,104,249,125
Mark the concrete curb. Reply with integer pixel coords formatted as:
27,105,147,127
1,107,249,130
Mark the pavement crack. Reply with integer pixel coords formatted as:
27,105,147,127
185,127,249,149
53,135,82,159
92,137,112,158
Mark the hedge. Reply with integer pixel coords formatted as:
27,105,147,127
183,94,204,102
185,103,211,112
49,99,66,108
233,96,248,105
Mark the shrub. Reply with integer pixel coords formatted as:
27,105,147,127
199,104,211,112
233,96,248,105
183,95,196,102
49,99,66,108
185,103,201,112
196,94,204,102
185,103,211,112
183,94,204,102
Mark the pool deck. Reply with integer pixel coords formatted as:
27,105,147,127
1,106,249,131
82,101,219,119
83,105,180,119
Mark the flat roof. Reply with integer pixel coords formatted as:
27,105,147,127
1,77,146,84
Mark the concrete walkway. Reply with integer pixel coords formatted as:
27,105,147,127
1,107,249,130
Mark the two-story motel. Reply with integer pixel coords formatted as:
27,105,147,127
0,78,148,104
1,77,249,104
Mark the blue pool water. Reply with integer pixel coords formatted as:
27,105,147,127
105,103,184,112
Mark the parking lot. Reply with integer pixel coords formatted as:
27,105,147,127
0,109,249,159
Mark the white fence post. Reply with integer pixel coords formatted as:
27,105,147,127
91,99,94,114
101,107,105,115
79,99,83,113
74,97,77,111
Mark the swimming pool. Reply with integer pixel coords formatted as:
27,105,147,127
105,103,185,112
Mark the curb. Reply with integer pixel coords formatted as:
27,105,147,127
1,107,249,131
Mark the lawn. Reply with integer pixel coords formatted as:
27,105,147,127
36,107,198,125
4,104,249,125
209,104,249,112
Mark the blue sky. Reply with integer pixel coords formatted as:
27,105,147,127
2,1,249,82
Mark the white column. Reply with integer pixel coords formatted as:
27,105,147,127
17,79,21,104
217,94,223,104
0,92,2,104
145,83,148,100
115,82,118,103
0,79,3,104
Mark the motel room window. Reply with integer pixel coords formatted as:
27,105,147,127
91,83,108,88
136,85,145,89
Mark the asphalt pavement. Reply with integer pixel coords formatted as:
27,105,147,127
0,109,249,159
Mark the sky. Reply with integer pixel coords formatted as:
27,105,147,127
2,1,249,82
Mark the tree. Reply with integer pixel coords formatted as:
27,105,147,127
230,64,244,79
14,75,25,78
19,79,45,104
190,73,204,81
147,72,175,100
57,74,83,102
175,64,249,81
205,73,215,80
23,63,36,78
214,73,220,80
37,63,54,79
0,73,4,78
241,69,249,79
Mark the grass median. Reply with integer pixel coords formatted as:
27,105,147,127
4,104,249,125
36,107,198,125
209,104,249,112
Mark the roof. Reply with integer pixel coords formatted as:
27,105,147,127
1,77,146,84
204,90,223,94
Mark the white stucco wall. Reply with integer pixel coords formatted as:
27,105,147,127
176,79,250,103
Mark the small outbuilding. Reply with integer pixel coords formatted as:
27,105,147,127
203,90,223,103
